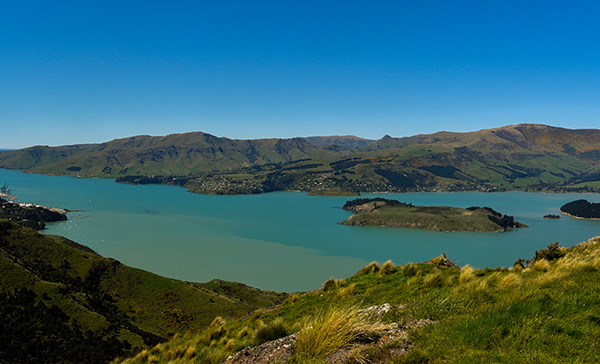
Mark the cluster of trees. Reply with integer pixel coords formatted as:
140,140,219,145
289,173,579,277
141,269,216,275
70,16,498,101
466,206,522,229
560,199,600,219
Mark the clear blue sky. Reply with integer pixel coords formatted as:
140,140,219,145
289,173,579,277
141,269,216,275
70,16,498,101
1,1,599,148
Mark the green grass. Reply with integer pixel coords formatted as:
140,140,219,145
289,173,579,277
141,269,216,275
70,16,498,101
114,236,600,364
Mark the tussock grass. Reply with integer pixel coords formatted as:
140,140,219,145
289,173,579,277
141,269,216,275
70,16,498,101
499,272,521,287
380,260,398,276
357,261,381,275
459,264,475,284
253,317,289,345
423,271,445,288
115,237,600,364
295,304,372,359
401,263,418,276
532,259,551,272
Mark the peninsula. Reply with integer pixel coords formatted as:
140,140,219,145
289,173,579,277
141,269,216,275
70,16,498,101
0,197,67,230
340,198,527,232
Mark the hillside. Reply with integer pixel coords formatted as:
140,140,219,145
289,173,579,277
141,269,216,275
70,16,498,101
340,198,527,232
1,124,600,194
0,220,286,364
0,132,342,177
115,238,600,364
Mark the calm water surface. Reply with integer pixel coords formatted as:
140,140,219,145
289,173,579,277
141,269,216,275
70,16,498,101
1,168,599,292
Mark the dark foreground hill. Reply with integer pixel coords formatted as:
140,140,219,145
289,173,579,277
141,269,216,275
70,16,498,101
1,123,600,194
0,220,285,364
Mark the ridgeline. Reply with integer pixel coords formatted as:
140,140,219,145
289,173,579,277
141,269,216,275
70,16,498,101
1,123,600,195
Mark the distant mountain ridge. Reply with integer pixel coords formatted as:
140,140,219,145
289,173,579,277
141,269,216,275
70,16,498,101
1,123,599,194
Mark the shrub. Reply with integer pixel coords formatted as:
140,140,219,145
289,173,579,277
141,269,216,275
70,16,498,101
253,317,289,345
534,242,566,262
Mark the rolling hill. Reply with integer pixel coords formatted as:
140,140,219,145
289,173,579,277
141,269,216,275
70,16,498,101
0,220,286,364
1,123,600,194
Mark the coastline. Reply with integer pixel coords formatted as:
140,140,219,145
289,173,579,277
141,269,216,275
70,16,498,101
0,192,17,201
559,210,600,221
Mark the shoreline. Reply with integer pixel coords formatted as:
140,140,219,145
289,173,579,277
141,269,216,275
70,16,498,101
0,192,17,201
1,193,69,215
559,210,600,221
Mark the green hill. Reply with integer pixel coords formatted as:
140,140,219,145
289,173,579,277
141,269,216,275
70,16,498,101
114,237,600,364
0,220,285,364
1,123,600,194
0,132,342,177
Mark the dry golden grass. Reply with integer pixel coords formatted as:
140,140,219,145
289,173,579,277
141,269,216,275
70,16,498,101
380,260,397,276
295,304,372,359
532,259,551,272
499,272,521,287
459,265,475,284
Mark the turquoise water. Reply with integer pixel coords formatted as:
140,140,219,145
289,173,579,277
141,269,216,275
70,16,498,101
1,168,599,292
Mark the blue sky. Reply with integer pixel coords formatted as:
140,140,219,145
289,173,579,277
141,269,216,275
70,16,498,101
1,1,599,148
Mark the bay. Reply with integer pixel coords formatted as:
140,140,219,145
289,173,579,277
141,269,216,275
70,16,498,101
1,168,599,292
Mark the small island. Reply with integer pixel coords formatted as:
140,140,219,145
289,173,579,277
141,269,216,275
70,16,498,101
543,214,561,219
340,198,527,232
560,199,600,219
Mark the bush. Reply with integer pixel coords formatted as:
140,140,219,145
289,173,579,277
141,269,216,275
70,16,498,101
534,242,566,262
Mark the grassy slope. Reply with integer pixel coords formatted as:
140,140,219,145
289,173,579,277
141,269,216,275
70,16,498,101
0,220,286,360
340,205,510,232
116,237,600,364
